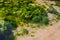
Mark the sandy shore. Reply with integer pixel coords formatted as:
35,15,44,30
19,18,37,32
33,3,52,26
17,21,60,40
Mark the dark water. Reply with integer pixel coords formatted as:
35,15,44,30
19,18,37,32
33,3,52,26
0,21,16,40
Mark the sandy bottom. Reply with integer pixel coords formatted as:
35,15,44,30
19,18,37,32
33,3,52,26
17,21,60,40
